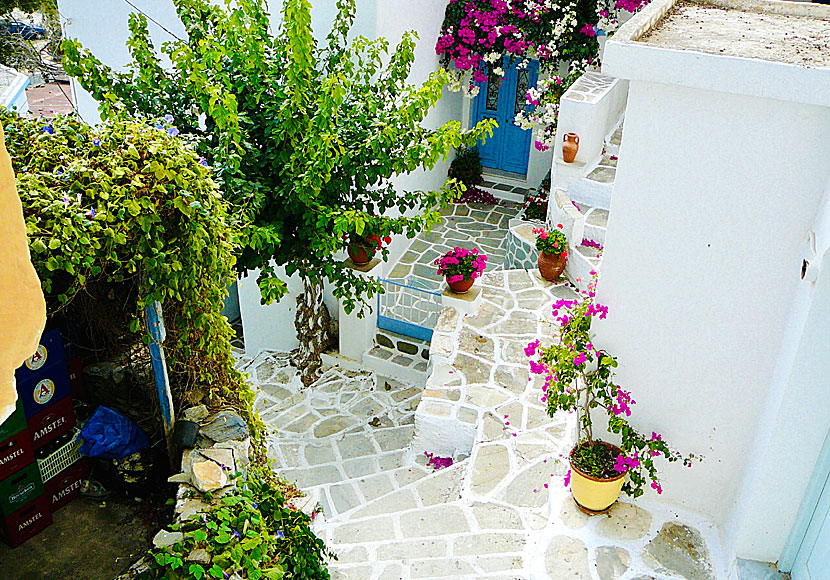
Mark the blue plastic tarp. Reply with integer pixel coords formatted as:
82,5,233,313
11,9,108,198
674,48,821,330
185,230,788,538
79,406,150,459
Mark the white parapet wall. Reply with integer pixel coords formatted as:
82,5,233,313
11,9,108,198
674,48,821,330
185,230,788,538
552,71,628,190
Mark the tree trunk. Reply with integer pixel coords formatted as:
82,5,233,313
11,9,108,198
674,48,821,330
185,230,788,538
292,276,334,386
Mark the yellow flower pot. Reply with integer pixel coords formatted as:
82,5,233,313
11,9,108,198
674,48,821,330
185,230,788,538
569,442,626,514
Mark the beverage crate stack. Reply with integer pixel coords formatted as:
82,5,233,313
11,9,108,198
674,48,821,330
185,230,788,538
0,329,86,547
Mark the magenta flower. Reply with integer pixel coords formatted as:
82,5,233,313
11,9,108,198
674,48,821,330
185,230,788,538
524,339,541,357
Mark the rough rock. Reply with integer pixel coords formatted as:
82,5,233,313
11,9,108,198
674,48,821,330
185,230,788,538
191,460,228,492
183,404,209,422
200,410,249,442
167,473,191,484
152,530,183,548
186,548,211,564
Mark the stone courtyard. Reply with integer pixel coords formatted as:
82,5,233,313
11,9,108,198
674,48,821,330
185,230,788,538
237,269,727,580
387,202,522,291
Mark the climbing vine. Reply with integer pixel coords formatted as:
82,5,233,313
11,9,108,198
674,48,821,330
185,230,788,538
2,110,261,436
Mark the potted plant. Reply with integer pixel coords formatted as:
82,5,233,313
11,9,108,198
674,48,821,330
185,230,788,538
434,247,487,293
526,275,698,514
533,225,568,281
347,231,391,266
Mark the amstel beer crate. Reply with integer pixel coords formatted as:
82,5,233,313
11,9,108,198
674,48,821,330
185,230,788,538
14,328,65,383
27,396,76,451
0,430,34,481
44,458,89,512
15,364,72,420
0,494,52,547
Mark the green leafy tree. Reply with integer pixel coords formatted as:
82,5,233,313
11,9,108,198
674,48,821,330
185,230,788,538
63,0,494,382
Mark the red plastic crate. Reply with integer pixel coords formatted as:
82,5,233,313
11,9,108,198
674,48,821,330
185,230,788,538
0,495,52,548
45,458,89,512
0,432,33,481
27,397,76,451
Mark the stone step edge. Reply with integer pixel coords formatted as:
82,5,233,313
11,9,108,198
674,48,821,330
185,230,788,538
362,349,430,385
322,454,473,525
478,185,526,203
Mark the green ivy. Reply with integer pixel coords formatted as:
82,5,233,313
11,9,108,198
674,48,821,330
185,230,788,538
2,110,263,438
145,467,332,580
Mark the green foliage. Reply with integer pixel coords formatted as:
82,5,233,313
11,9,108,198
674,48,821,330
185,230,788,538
62,0,496,315
3,110,261,434
447,146,483,191
146,468,332,580
522,194,547,222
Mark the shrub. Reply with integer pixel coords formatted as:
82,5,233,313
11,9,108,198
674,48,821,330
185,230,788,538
448,146,484,191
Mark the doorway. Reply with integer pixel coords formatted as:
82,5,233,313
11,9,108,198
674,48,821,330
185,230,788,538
471,57,538,176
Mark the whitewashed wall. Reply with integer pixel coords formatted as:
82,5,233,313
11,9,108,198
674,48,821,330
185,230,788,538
597,64,830,563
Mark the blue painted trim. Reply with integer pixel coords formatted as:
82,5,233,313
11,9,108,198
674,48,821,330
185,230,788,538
378,315,433,342
779,426,830,572
145,301,176,464
3,74,30,111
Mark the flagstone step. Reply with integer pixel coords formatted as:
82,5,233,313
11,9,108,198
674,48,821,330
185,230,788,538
362,346,430,385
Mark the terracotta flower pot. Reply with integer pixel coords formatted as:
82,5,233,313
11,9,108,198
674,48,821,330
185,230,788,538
347,240,374,266
447,276,474,294
562,132,579,163
538,251,567,281
569,441,626,515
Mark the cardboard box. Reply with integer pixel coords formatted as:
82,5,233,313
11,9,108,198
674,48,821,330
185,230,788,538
0,399,26,442
0,463,44,516
27,397,76,451
0,495,52,547
14,328,65,382
0,431,34,481
16,365,72,420
44,458,88,511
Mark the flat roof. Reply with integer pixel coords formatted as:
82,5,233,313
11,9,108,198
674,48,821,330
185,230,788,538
638,0,830,68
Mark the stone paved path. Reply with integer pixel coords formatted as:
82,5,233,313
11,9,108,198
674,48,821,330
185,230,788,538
238,270,727,580
388,202,522,291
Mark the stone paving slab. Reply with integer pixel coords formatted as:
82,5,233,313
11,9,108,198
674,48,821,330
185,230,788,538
389,202,521,293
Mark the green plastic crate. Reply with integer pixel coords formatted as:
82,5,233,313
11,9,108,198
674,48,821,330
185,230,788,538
0,462,44,516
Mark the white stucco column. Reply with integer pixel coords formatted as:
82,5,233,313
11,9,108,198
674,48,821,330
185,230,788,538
338,259,382,362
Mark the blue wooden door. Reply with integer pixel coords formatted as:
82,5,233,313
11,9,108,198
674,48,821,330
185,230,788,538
472,57,538,175
791,436,830,580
